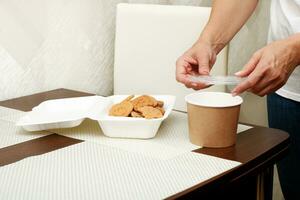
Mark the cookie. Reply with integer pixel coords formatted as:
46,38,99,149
130,111,143,118
131,95,158,111
108,95,165,119
137,106,163,119
121,95,135,103
109,101,133,117
156,106,165,115
157,100,164,107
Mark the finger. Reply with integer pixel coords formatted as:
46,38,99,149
176,72,191,84
250,77,271,94
232,67,264,96
256,79,285,97
180,74,211,90
186,63,192,70
235,52,261,77
185,84,192,89
176,58,189,82
256,85,274,97
184,77,210,90
197,57,210,75
185,81,198,89
180,74,196,87
251,74,279,94
178,69,212,90
191,82,211,90
176,56,195,73
256,84,278,97
250,67,284,94
184,56,198,65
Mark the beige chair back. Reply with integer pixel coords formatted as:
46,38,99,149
114,3,228,111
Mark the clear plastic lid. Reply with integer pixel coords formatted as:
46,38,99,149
190,75,246,85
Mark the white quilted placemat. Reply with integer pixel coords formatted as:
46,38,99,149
0,142,241,200
50,118,190,160
0,120,49,148
50,111,252,160
0,106,26,123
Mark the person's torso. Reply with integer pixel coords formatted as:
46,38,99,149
269,0,300,102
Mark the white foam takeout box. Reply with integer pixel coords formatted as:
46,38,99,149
16,95,176,139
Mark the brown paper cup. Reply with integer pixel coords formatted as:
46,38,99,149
185,92,243,148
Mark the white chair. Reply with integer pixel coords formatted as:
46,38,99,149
114,3,228,112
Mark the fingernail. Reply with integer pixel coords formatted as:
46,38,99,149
231,89,237,96
235,71,242,76
192,83,197,87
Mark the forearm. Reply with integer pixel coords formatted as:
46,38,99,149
199,0,258,53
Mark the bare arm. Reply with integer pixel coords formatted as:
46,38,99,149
176,0,258,89
201,0,259,53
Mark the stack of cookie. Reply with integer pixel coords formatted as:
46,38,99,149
109,95,165,119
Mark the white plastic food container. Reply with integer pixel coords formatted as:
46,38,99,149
16,95,176,139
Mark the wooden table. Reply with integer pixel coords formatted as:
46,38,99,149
0,89,289,200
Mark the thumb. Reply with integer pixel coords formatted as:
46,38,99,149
235,52,261,77
197,57,210,75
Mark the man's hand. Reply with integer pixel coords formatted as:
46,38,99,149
175,0,258,90
176,40,218,90
232,36,300,96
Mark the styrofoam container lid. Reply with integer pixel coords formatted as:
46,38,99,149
185,92,243,108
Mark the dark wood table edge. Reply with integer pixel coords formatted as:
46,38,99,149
167,129,290,199
0,88,94,111
0,88,93,166
0,134,83,166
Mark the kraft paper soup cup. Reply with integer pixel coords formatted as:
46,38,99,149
185,92,243,148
